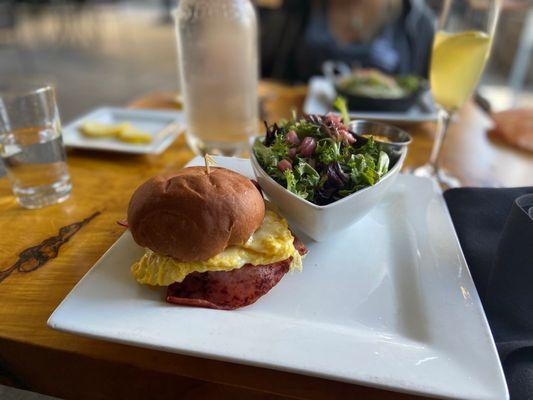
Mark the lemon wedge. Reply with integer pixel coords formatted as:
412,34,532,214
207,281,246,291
79,122,130,138
117,125,152,143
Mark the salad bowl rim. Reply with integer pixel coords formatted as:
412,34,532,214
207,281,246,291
250,140,407,210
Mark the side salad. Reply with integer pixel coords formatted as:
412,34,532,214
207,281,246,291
253,99,390,206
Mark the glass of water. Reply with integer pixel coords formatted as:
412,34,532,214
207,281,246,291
174,0,259,156
0,84,72,209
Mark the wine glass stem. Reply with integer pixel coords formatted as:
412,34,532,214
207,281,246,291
428,108,452,173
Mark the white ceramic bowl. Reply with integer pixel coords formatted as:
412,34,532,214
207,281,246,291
251,146,407,241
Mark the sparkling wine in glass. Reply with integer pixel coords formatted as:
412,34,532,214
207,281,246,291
412,0,501,187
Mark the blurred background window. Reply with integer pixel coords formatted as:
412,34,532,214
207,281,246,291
0,0,531,122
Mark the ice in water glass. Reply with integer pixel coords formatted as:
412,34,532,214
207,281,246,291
0,85,72,209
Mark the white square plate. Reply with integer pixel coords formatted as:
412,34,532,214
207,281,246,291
62,107,184,154
48,156,508,400
304,76,438,124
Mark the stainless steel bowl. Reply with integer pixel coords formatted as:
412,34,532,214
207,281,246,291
349,120,412,156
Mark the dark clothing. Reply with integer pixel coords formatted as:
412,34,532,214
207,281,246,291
259,0,435,83
445,187,533,400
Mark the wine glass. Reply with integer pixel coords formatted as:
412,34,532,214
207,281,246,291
412,0,501,187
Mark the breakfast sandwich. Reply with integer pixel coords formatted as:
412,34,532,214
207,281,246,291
127,166,307,310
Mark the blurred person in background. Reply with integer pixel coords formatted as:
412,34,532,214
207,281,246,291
259,0,435,83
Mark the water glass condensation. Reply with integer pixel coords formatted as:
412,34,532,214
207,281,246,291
0,85,71,208
174,0,259,156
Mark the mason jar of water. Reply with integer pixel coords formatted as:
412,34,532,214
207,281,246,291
174,0,258,156
0,85,71,209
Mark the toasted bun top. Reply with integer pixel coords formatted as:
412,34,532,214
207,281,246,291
127,167,265,262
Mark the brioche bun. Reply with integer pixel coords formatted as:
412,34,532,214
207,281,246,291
127,167,265,262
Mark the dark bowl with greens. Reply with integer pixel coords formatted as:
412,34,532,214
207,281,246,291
334,68,426,112
251,104,406,241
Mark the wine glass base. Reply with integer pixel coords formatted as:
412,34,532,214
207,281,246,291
409,164,436,179
409,164,462,189
436,169,461,189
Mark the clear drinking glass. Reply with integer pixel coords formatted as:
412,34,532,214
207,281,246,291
412,0,501,187
174,0,259,156
0,85,72,209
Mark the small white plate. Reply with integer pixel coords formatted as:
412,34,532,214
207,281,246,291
62,107,184,154
48,156,508,400
304,76,438,124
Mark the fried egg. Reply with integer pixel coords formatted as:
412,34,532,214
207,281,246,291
131,210,302,286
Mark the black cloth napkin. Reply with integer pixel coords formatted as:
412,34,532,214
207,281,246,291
444,187,533,400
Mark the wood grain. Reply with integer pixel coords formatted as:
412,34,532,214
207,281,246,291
0,82,531,400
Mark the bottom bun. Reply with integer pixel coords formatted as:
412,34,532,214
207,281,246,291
166,236,308,310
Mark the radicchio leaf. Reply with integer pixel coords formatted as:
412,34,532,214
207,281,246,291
263,121,281,146
315,162,349,205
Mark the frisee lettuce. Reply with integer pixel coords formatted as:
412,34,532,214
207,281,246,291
333,96,350,126
253,101,392,205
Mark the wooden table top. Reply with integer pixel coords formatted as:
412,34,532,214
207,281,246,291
0,82,531,400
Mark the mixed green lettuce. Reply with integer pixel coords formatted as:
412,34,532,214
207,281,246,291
253,100,390,205
336,68,421,99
